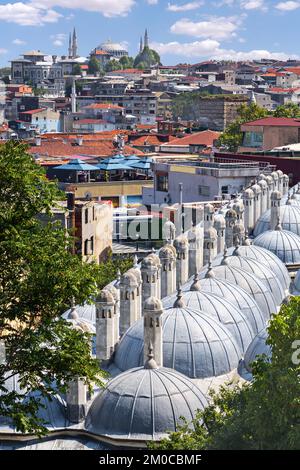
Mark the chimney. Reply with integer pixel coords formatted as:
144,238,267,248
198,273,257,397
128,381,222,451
35,137,41,146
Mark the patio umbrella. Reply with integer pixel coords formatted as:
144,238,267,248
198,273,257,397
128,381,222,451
97,161,133,171
54,158,100,171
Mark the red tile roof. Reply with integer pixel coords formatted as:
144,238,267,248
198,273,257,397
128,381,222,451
84,103,123,110
110,69,142,74
268,87,300,93
161,130,221,147
243,117,300,127
20,108,46,114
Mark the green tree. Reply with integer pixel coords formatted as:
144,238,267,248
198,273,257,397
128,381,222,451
0,142,109,435
72,64,82,76
151,297,300,450
273,103,300,118
218,103,269,152
119,56,134,69
105,59,122,73
88,57,100,75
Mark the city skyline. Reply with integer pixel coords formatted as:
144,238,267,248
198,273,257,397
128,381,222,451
0,0,299,67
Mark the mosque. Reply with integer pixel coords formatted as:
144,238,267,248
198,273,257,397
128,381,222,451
1,172,300,449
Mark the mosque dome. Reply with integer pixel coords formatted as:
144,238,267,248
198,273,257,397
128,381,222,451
163,289,255,353
212,254,284,305
253,204,300,237
244,328,271,372
198,264,277,320
253,228,300,264
85,366,208,441
97,40,128,55
213,244,290,291
114,307,241,378
62,303,96,324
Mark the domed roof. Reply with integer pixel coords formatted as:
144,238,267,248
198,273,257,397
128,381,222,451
204,226,217,239
204,203,215,214
96,290,115,305
225,208,237,219
62,303,96,324
144,296,163,312
85,366,208,441
253,204,300,237
214,244,290,291
251,183,262,195
159,244,176,259
244,328,271,372
271,190,282,200
271,171,279,180
253,228,300,264
114,308,241,378
98,40,128,53
163,290,254,353
173,235,189,250
212,255,284,305
243,187,254,198
214,214,226,229
199,264,277,320
183,276,265,334
121,271,138,287
258,178,268,189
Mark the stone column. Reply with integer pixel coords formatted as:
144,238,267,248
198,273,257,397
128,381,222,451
173,234,189,288
243,188,255,234
270,190,282,230
95,289,116,364
159,244,177,298
119,271,139,336
143,297,164,367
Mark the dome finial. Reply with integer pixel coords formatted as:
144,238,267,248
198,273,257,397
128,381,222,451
275,215,282,231
173,287,185,308
205,262,215,278
243,229,251,246
286,193,292,205
68,298,79,320
221,245,229,265
144,342,158,370
190,273,201,291
133,254,139,268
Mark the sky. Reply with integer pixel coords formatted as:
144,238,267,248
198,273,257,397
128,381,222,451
0,0,299,67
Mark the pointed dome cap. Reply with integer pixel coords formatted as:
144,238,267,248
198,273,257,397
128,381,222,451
121,271,139,287
232,198,244,214
251,183,262,195
85,366,208,441
214,213,226,229
159,244,176,259
243,187,254,198
225,208,237,219
173,234,189,251
96,289,115,305
144,296,163,313
244,328,271,372
271,171,279,181
258,178,268,189
254,228,300,264
204,203,215,214
271,190,282,200
113,306,241,378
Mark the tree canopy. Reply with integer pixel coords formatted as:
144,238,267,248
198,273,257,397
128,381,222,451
151,296,300,450
0,142,130,435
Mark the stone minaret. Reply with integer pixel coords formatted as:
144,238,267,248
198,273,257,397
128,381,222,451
214,215,225,255
173,234,189,288
243,188,255,234
139,36,143,53
265,175,274,209
270,190,282,230
159,243,177,298
233,221,245,247
95,290,116,364
277,170,284,193
141,254,161,307
188,223,204,277
119,271,139,336
225,209,237,248
66,378,87,424
144,29,149,48
232,198,244,224
71,78,76,113
103,282,120,348
203,203,217,264
271,171,279,191
72,28,78,59
143,296,163,367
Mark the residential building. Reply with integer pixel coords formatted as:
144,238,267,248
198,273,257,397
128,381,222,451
18,107,61,133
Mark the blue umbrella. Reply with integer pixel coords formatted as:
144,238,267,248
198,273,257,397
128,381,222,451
124,154,140,162
101,154,125,164
128,157,153,170
54,158,100,171
97,161,133,171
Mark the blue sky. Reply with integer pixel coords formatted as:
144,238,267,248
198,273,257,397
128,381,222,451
0,0,299,66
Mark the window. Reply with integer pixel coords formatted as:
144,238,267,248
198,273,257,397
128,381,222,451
242,131,263,148
198,185,210,196
157,174,168,192
85,208,89,224
221,185,229,194
84,239,89,256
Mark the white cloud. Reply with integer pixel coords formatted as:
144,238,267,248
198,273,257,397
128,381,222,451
12,38,27,45
151,39,298,61
0,3,61,26
51,33,67,47
146,0,158,4
167,1,204,12
240,0,267,10
31,0,136,17
170,16,243,40
275,1,300,11
0,49,8,54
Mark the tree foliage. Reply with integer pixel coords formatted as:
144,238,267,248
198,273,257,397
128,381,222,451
0,142,130,435
273,103,300,118
151,297,300,450
88,57,101,75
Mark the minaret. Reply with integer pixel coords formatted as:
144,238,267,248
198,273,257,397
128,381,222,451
141,254,161,307
270,191,282,230
225,209,237,249
173,234,189,289
243,188,255,234
139,36,143,54
143,297,163,367
95,290,116,365
159,243,176,298
71,78,76,113
72,28,78,59
188,223,204,277
119,271,139,336
66,378,87,424
68,32,72,59
144,29,149,49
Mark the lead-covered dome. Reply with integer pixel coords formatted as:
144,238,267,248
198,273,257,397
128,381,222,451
85,366,208,441
244,328,271,372
163,290,254,353
254,228,300,264
198,264,277,320
114,307,241,378
253,204,300,237
212,254,284,305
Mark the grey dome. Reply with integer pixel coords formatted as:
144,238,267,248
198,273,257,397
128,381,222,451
62,303,96,324
253,229,300,264
114,308,241,378
199,264,277,320
213,244,290,291
244,328,271,372
253,205,300,237
85,367,208,441
163,291,254,353
211,255,284,305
